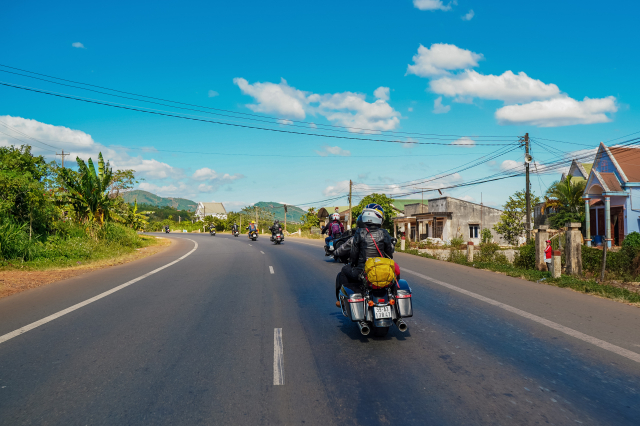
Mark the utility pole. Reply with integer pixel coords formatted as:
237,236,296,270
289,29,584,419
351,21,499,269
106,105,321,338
348,180,353,229
524,133,531,243
284,204,287,233
255,205,258,229
56,150,70,167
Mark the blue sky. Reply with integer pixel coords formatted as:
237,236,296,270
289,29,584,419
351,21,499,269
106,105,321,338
1,0,638,211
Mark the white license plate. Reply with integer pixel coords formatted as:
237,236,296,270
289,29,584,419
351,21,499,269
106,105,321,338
374,306,392,319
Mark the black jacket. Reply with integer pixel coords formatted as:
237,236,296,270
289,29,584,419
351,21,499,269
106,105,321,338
349,224,393,269
269,223,282,234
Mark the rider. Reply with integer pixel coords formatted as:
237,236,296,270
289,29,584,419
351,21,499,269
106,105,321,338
246,220,258,237
231,223,239,234
269,220,283,240
333,214,364,261
335,204,394,303
322,213,344,244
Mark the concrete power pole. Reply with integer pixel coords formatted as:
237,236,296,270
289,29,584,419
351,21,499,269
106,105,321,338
524,133,531,243
348,180,352,229
56,150,70,167
284,204,287,233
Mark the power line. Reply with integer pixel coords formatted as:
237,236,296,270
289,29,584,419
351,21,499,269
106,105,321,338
0,63,520,140
0,81,519,147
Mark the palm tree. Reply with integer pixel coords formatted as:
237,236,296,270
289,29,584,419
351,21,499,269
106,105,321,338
58,153,118,225
544,175,587,228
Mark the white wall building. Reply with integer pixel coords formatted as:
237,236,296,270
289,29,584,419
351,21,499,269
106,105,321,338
195,202,227,221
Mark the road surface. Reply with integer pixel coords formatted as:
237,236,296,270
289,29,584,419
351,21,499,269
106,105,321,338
1,233,639,425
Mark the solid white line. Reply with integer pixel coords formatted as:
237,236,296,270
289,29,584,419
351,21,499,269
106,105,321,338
403,268,640,364
273,328,284,385
0,239,199,346
260,251,265,254
269,266,274,274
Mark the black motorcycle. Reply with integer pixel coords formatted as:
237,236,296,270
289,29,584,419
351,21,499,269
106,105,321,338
248,231,258,241
271,228,284,245
164,227,170,234
339,273,412,338
209,227,216,236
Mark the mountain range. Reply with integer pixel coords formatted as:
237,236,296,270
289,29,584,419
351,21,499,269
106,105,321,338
123,190,198,211
254,202,305,223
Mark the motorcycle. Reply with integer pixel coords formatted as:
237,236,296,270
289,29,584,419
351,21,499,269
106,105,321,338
233,230,239,237
271,230,284,244
164,227,170,234
324,234,340,256
209,227,216,236
338,258,410,338
248,231,258,241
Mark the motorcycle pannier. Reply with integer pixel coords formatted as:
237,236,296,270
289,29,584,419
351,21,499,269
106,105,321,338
364,257,396,289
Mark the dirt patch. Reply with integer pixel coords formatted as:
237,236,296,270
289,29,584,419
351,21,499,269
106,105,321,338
0,237,172,300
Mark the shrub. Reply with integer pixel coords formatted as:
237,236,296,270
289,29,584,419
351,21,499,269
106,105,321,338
0,215,38,261
449,236,464,248
481,228,492,243
514,240,536,269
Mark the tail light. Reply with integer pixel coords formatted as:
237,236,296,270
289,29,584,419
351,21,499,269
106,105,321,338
367,301,375,307
349,298,364,302
377,299,385,303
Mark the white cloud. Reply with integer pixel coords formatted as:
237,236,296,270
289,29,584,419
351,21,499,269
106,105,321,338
234,78,401,133
403,137,417,149
316,145,351,157
277,119,293,126
408,107,413,112
374,86,390,101
72,42,85,49
495,96,618,127
192,167,219,181
413,0,452,11
500,159,520,172
233,77,310,119
208,90,219,97
407,43,483,77
451,137,475,148
323,180,351,197
430,70,561,103
309,122,317,128
433,96,451,114
462,9,474,20
459,195,475,202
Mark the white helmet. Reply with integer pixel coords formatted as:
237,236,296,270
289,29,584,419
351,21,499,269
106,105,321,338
361,208,383,226
330,213,340,221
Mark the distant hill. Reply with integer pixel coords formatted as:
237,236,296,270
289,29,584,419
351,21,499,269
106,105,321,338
255,201,305,223
123,190,197,211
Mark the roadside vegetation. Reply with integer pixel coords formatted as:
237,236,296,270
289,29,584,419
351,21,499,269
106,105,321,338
0,145,157,270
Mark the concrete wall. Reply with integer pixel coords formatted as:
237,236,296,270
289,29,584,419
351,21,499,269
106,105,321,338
441,197,506,245
404,203,428,216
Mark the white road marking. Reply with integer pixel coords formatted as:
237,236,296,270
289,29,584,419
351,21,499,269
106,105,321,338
269,266,274,274
248,244,252,246
273,328,284,385
260,251,265,254
0,239,200,346
288,240,321,247
403,268,640,364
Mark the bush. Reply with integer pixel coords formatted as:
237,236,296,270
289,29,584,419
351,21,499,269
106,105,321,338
481,228,492,243
449,236,464,248
477,242,499,262
514,240,536,269
622,231,640,252
0,215,38,261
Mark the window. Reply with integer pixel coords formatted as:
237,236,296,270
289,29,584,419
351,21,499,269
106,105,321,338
469,225,479,239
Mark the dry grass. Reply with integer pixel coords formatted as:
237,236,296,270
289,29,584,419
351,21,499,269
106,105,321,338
0,237,172,300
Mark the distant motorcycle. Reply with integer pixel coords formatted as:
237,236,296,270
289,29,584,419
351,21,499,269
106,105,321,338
233,230,239,237
164,227,170,234
324,234,340,256
338,254,410,338
272,230,284,244
248,231,258,241
209,227,216,236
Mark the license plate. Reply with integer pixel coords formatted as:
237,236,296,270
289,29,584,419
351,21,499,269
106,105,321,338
374,306,392,319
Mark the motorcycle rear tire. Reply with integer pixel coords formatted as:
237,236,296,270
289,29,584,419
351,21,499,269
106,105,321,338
372,325,389,337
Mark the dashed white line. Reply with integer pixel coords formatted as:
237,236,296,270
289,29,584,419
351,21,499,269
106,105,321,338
269,266,274,274
273,328,284,385
260,251,265,254
403,268,640,364
0,239,200,345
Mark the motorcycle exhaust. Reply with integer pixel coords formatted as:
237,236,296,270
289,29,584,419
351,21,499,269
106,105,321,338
394,319,408,332
358,321,370,336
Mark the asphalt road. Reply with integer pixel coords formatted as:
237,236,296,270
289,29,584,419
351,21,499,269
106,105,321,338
1,233,639,425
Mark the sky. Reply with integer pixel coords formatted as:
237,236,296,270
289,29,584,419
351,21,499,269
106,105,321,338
1,0,639,211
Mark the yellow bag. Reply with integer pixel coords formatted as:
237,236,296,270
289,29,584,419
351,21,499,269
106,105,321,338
364,257,396,289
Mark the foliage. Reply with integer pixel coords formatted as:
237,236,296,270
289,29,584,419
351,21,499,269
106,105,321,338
493,189,541,245
476,242,499,262
544,175,586,229
122,200,149,231
481,228,492,244
300,207,320,230
449,236,464,248
58,153,118,224
350,193,396,232
109,169,140,198
514,239,536,269
622,231,640,252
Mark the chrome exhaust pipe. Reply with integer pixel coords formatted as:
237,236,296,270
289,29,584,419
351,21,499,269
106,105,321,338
394,319,408,332
358,321,370,336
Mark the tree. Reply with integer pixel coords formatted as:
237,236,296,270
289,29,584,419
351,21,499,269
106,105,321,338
122,200,149,231
493,190,541,245
544,175,586,229
351,193,396,232
58,153,118,224
300,207,320,230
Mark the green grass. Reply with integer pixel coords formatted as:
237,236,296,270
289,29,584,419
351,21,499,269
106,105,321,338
397,248,640,304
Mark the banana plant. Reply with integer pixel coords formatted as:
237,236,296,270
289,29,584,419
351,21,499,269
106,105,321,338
124,200,149,231
58,153,117,225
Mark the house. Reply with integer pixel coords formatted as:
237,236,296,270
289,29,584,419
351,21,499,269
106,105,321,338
317,206,350,225
392,202,428,240
583,143,640,247
534,159,593,227
194,202,227,221
393,196,506,245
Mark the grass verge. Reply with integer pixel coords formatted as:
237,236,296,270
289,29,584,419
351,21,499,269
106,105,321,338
398,248,640,305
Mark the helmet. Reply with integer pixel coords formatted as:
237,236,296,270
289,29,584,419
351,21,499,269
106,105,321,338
251,221,255,224
364,203,384,216
361,207,383,226
331,213,340,221
356,214,365,228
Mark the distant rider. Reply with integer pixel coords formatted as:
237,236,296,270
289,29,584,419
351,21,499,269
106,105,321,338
246,220,258,237
335,204,393,304
269,220,283,241
231,223,239,234
322,213,344,244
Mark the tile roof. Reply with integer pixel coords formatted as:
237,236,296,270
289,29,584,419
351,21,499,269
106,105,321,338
608,147,640,182
599,172,623,192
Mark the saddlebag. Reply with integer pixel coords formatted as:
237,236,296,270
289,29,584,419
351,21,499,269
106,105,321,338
396,279,413,318
340,286,366,321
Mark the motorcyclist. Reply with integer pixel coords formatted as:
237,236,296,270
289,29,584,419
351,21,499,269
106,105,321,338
269,220,283,241
333,214,363,261
322,213,344,244
335,204,394,304
246,220,258,238
164,225,170,233
231,223,239,234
